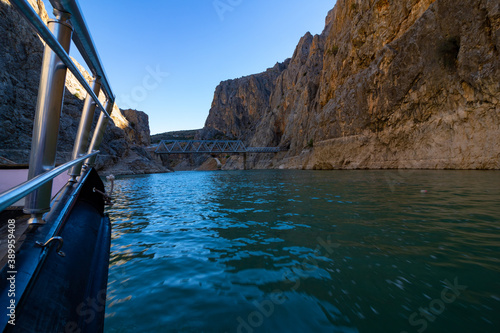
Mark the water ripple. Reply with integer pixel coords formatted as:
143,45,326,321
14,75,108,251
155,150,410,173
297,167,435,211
104,170,500,333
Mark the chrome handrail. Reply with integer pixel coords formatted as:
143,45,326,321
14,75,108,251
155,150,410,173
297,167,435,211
4,0,116,224
0,151,98,212
9,0,113,118
50,0,115,102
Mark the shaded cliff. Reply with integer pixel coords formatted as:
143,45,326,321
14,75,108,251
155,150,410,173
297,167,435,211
199,61,290,143
120,109,151,146
202,0,500,170
0,0,168,175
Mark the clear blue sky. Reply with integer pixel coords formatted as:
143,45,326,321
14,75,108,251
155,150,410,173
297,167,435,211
45,1,336,134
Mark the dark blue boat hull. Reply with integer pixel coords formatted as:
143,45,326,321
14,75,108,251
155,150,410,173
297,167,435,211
1,169,111,332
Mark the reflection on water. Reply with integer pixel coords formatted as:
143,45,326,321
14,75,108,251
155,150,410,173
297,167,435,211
104,170,500,333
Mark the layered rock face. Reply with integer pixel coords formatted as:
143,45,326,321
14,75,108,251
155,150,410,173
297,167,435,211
204,0,500,170
0,0,167,175
120,109,151,146
0,0,45,163
199,61,290,142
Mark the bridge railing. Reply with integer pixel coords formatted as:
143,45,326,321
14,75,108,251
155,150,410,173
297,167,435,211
155,140,285,154
156,140,247,154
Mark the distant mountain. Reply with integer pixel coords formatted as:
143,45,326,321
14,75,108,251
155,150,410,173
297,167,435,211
151,129,202,144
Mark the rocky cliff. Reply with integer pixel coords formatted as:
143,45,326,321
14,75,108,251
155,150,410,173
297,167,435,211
120,109,151,146
199,61,290,142
203,0,500,170
0,0,168,175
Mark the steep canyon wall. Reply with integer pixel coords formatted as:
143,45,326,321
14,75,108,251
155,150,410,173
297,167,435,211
202,0,500,170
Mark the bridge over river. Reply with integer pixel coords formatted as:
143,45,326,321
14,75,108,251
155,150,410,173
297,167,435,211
154,140,284,154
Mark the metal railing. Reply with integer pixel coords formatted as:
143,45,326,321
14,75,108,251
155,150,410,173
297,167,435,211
155,140,284,154
0,152,98,212
10,0,113,118
49,0,114,101
156,140,247,154
0,0,116,225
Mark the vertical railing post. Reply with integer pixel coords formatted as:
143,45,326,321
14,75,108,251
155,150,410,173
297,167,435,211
68,77,102,182
23,9,73,226
85,101,114,167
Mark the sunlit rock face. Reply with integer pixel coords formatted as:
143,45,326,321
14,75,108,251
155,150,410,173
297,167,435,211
202,0,500,170
0,0,167,174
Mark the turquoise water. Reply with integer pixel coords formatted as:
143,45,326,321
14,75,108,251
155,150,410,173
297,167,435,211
103,170,500,333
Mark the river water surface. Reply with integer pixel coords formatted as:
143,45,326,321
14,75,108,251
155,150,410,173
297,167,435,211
103,170,500,333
